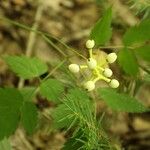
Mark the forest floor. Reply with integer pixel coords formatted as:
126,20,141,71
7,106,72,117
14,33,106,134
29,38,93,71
0,0,150,150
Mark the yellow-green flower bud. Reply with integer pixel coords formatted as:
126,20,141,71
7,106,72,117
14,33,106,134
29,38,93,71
68,64,80,73
109,79,119,88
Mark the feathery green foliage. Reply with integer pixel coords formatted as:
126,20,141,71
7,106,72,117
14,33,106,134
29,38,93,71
53,88,111,149
129,0,150,18
53,88,93,129
143,74,150,83
0,138,12,150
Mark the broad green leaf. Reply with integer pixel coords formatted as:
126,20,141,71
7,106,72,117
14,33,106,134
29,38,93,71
123,19,150,46
4,55,48,79
134,45,150,62
40,78,64,102
118,48,139,76
20,87,36,101
98,88,148,112
0,88,23,140
90,7,112,45
0,138,12,150
21,101,38,134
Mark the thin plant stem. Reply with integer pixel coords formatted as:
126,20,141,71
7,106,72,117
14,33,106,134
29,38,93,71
99,45,136,49
139,64,150,74
1,17,87,60
42,59,67,82
18,2,44,89
42,35,66,57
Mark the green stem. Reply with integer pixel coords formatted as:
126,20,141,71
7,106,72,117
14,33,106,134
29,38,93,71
89,49,93,58
1,17,86,59
43,59,67,82
99,45,139,50
139,64,150,74
42,35,66,57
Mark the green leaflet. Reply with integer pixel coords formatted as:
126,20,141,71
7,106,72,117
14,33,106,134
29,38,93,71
21,101,38,134
143,74,150,83
98,88,148,113
134,45,150,62
123,19,150,46
0,88,23,140
0,138,12,150
90,7,112,45
0,88,38,138
118,48,139,76
20,87,36,101
4,55,48,79
40,78,64,102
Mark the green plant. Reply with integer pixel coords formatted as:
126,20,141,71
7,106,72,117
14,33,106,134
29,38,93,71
129,0,150,18
0,7,150,150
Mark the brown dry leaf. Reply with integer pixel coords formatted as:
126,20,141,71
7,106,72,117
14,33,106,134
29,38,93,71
11,0,26,6
42,0,62,11
133,117,150,131
110,113,129,134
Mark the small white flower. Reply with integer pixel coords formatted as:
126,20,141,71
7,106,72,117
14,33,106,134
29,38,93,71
85,40,95,49
84,80,95,91
87,58,97,69
103,68,113,77
107,53,117,64
68,64,80,73
109,79,119,88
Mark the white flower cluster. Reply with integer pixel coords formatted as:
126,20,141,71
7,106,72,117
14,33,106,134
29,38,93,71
68,39,119,91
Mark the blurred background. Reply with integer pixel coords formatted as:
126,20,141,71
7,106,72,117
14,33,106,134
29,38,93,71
0,0,150,150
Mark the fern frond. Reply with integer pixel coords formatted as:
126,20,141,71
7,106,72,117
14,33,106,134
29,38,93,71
53,88,111,149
